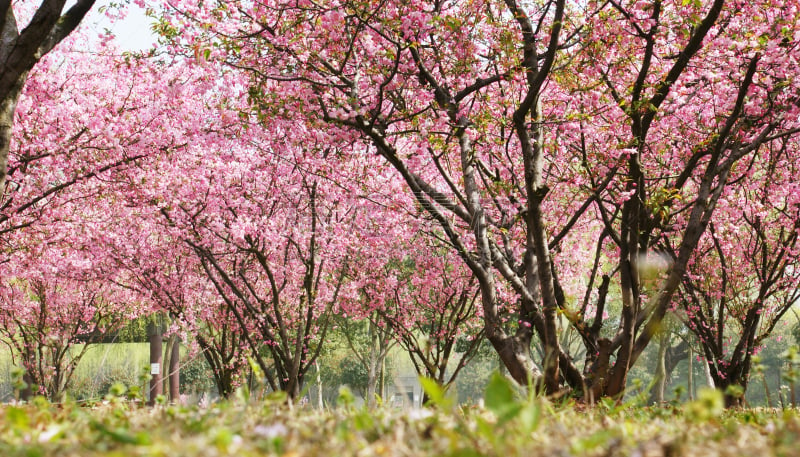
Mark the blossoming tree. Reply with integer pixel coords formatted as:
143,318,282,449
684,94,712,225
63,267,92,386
159,0,800,399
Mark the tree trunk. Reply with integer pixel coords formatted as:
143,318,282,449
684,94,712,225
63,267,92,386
687,345,694,400
0,80,22,193
19,370,33,402
366,362,378,408
161,336,173,396
148,323,163,406
220,367,234,399
168,337,180,402
486,333,540,388
366,321,379,408
648,331,669,404
703,359,715,388
316,361,323,409
380,356,386,402
762,373,772,408
720,378,746,408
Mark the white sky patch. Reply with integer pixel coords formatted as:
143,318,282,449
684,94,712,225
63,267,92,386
69,0,159,52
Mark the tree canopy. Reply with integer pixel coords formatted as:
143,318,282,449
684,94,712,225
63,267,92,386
1,0,799,405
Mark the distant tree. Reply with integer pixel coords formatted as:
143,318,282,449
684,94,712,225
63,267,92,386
336,315,396,408
0,267,134,401
675,149,800,406
372,245,484,399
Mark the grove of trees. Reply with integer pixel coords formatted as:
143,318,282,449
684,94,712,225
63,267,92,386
0,0,799,408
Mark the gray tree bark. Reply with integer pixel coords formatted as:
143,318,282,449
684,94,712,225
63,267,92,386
646,331,669,404
688,345,694,400
167,336,180,402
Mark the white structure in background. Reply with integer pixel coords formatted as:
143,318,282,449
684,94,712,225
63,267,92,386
387,374,422,409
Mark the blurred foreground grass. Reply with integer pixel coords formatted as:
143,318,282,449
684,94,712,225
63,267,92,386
1,379,799,457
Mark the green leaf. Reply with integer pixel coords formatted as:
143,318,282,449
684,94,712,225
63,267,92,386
337,385,355,408
685,387,724,422
725,384,745,400
518,402,542,433
484,372,523,424
6,406,30,430
419,377,453,409
107,383,127,398
484,372,514,409
212,427,235,450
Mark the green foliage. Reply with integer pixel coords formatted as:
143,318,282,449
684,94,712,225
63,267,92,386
781,346,800,384
483,372,523,425
179,355,217,394
10,367,29,401
337,354,370,396
111,316,151,343
453,340,497,404
484,372,542,435
725,384,745,402
106,383,127,399
419,376,454,410
645,187,682,225
336,385,356,408
0,393,798,456
685,388,725,422
314,317,397,406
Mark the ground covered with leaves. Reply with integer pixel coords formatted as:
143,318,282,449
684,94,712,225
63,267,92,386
2,378,799,457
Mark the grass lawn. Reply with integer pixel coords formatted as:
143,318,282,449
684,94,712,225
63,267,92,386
1,378,799,457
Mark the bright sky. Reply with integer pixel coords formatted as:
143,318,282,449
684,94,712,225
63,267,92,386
80,0,160,52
